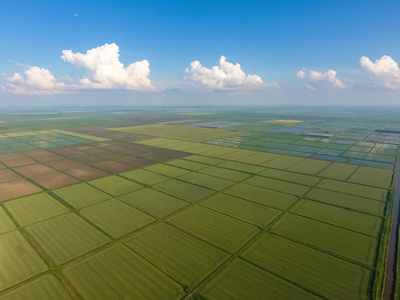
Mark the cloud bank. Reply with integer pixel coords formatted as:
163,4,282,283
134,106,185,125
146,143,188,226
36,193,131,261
186,56,277,90
360,55,400,89
297,68,346,89
3,43,154,94
4,67,65,94
61,43,154,90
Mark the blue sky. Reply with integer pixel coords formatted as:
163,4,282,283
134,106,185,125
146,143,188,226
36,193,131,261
1,0,400,105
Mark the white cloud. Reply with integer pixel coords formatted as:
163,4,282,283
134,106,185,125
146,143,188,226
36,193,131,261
4,67,65,94
61,43,154,90
360,55,400,89
185,56,277,90
297,67,346,89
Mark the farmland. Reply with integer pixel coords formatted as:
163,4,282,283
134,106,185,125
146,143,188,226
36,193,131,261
0,106,399,299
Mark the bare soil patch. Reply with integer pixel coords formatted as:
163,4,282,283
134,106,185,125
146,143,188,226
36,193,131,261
65,166,109,181
0,153,27,161
0,169,22,183
45,159,86,171
74,155,108,164
0,179,42,201
4,157,37,168
14,164,56,177
49,147,86,158
31,172,80,189
117,157,154,168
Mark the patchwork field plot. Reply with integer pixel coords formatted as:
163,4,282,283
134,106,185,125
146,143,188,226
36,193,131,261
201,193,282,227
0,231,48,292
169,206,260,252
0,207,17,234
225,183,297,210
53,183,111,208
126,223,230,288
0,275,72,300
89,175,143,196
197,259,320,300
306,188,386,216
111,124,241,142
245,176,309,196
272,213,378,266
291,200,382,237
4,193,69,226
63,244,186,299
119,188,188,217
27,213,110,264
177,172,235,191
0,107,397,299
153,179,215,202
317,179,388,201
80,199,155,238
242,234,371,299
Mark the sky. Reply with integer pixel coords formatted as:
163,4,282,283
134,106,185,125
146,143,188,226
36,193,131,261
1,0,400,106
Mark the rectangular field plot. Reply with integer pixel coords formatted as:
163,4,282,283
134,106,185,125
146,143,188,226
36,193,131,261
0,206,17,234
291,200,382,237
306,188,386,216
89,176,143,196
153,179,215,202
198,166,251,182
0,179,43,201
197,259,320,300
126,223,230,289
245,176,309,196
317,179,388,201
177,172,235,191
165,159,208,171
119,188,188,217
201,194,282,227
259,169,319,186
0,231,48,292
347,166,393,188
63,244,185,300
287,159,331,175
365,153,396,164
242,233,371,299
0,274,72,300
317,163,358,180
183,155,224,165
236,152,280,165
112,124,240,142
216,161,265,174
271,213,378,266
261,155,305,169
168,206,259,252
52,183,112,208
225,183,297,210
4,193,69,226
27,213,111,265
80,199,155,238
144,163,191,177
120,169,169,186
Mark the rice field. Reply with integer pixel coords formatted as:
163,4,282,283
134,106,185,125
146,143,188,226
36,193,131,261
0,107,397,299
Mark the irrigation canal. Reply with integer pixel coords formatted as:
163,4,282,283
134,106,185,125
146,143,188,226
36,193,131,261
383,161,400,300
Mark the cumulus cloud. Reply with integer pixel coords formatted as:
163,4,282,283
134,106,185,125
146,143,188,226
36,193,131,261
360,55,400,89
185,56,277,90
297,67,346,89
61,43,154,90
4,67,65,94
